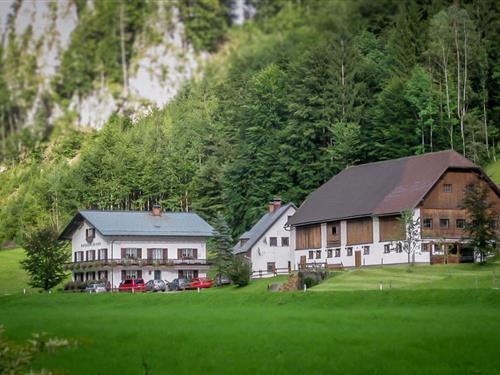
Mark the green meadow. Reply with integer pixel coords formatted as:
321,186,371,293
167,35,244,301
0,249,499,374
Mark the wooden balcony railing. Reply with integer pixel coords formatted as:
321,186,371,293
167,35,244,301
64,258,209,270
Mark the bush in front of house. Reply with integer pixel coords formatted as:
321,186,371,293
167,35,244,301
227,257,252,287
303,277,319,289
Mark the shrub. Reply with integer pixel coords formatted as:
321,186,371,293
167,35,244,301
304,277,318,289
227,257,251,287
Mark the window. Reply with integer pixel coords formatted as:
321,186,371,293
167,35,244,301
335,249,341,257
85,228,95,241
267,262,276,273
125,270,138,279
423,218,433,229
98,249,108,260
327,249,333,258
421,243,430,252
456,219,465,229
178,248,197,259
443,184,452,193
384,244,390,254
86,250,96,261
346,247,353,256
281,237,289,247
308,251,314,259
179,270,197,280
269,237,278,247
74,251,84,262
331,226,337,235
465,184,474,193
124,248,139,259
148,248,164,260
396,243,403,253
363,246,370,255
74,272,84,282
440,218,449,229
98,271,108,280
315,250,321,259
491,220,498,230
86,272,96,281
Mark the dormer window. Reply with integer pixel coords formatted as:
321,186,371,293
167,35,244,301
86,228,95,242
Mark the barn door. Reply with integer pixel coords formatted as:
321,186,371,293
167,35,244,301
355,251,362,268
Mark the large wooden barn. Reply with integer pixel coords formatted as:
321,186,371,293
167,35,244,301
287,150,500,268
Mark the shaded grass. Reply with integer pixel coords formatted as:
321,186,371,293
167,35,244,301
0,289,499,374
313,262,500,291
0,248,30,295
485,159,500,183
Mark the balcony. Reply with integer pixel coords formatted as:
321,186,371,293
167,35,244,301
64,258,209,270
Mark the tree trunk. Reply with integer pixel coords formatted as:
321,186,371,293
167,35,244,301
119,1,129,98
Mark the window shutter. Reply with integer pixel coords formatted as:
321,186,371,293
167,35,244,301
177,249,181,259
121,248,126,258
147,249,153,260
178,270,184,278
163,249,168,260
137,270,142,278
104,249,108,260
194,270,199,278
193,249,198,259
74,253,77,262
121,270,126,280
85,251,88,261
137,248,142,259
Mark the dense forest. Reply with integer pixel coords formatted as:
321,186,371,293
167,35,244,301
0,0,499,244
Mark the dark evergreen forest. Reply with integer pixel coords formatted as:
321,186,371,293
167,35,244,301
0,0,499,243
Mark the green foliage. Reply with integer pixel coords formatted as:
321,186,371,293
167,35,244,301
303,276,318,289
0,325,69,375
460,182,499,263
227,256,252,287
21,225,70,290
211,212,234,279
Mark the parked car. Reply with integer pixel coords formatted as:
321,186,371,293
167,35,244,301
85,283,107,293
186,277,213,289
118,278,146,292
169,278,189,291
145,279,167,292
214,274,232,287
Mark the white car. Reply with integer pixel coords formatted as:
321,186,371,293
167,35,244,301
85,283,107,293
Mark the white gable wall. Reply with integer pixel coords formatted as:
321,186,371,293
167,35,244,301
249,206,296,277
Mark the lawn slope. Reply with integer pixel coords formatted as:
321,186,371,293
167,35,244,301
486,159,500,183
0,248,30,295
313,263,500,291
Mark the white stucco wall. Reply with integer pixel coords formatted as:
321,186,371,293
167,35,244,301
293,209,431,269
249,206,296,277
70,220,209,287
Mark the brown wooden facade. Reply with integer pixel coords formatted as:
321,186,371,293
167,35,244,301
379,215,405,241
327,221,341,247
346,218,373,245
296,224,321,250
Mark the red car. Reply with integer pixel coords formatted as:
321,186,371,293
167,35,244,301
118,278,146,292
186,277,213,289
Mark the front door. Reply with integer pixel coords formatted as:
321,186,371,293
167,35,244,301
300,256,306,270
154,270,161,280
355,251,362,268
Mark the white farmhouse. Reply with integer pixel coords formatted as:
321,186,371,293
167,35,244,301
59,205,213,288
233,199,296,277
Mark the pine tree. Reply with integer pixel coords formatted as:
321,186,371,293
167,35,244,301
211,212,234,284
460,182,498,263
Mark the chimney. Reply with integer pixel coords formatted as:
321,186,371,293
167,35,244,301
152,204,162,217
268,197,282,213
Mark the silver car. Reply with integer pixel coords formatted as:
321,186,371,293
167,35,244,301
85,283,107,293
145,279,167,292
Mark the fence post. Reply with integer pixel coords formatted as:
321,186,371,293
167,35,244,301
493,271,496,288
379,282,383,291
303,284,307,292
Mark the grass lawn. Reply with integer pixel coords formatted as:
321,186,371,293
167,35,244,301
0,270,499,374
485,159,500,183
313,262,500,291
0,248,30,295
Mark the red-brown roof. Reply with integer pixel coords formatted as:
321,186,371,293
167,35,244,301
288,150,483,226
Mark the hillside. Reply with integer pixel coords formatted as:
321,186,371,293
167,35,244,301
486,159,500,183
1,0,500,245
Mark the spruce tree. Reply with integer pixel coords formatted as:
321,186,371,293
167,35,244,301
211,212,234,284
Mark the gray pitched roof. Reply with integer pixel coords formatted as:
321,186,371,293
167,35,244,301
233,203,296,255
289,150,497,226
59,210,214,239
